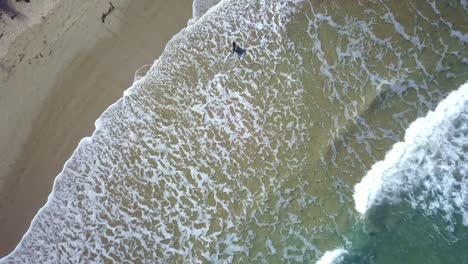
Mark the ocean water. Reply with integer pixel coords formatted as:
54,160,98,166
1,0,468,263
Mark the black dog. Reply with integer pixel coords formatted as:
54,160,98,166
0,0,26,20
232,41,246,57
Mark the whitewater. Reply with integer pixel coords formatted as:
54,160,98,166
354,83,468,226
321,82,468,263
1,0,468,263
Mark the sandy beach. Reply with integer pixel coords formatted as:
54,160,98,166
0,0,191,256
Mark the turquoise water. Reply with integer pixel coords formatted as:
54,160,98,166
1,0,467,263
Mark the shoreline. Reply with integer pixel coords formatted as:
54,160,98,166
0,0,191,256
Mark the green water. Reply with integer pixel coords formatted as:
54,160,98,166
247,0,468,262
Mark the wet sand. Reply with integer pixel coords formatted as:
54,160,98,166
0,0,191,257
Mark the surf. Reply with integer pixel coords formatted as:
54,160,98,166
1,0,467,263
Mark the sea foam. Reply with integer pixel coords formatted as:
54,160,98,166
315,248,347,264
354,82,468,226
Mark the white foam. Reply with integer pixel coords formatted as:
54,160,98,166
316,248,347,264
354,82,468,226
190,0,223,24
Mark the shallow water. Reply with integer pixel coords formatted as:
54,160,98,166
2,0,468,263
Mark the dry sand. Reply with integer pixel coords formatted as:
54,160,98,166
0,0,191,256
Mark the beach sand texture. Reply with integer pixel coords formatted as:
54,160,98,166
0,0,191,256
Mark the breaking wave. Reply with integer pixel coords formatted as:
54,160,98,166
354,82,468,229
